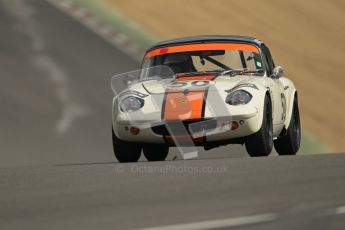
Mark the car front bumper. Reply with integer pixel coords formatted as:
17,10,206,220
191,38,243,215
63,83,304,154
113,106,262,145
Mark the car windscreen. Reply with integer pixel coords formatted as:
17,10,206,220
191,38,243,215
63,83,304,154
142,43,264,75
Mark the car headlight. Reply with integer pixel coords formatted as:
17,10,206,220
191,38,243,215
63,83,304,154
120,96,144,112
226,90,252,105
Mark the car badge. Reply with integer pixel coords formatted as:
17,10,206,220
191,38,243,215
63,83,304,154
180,99,188,104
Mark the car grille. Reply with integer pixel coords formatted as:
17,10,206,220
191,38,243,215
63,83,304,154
151,119,217,136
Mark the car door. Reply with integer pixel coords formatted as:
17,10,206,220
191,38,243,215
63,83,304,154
261,45,285,125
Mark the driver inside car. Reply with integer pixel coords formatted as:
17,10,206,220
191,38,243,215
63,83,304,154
162,54,197,74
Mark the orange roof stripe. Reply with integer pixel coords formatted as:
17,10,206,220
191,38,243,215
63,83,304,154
145,43,259,59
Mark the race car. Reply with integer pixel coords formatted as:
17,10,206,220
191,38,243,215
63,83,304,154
111,35,301,162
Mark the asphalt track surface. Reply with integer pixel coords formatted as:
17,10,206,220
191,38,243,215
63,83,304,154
1,1,345,229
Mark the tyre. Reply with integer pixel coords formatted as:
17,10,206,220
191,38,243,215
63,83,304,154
112,126,142,162
245,95,273,157
143,144,169,161
274,95,301,155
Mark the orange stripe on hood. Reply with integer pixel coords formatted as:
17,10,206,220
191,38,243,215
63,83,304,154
163,89,207,121
163,75,213,121
162,80,209,144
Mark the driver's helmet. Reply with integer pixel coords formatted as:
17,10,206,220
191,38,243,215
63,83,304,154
163,54,196,74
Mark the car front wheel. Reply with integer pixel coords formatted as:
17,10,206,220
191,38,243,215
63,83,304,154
112,127,142,162
245,95,273,157
143,144,169,161
274,94,301,155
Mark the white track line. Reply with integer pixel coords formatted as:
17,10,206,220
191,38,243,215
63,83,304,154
5,0,89,134
335,205,345,215
46,0,145,62
138,213,276,230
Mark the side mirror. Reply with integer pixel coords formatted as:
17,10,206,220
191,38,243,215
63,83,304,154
272,66,284,79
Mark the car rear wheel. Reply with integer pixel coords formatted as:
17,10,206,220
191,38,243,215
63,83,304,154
112,127,142,162
245,95,273,157
143,144,169,161
274,95,301,155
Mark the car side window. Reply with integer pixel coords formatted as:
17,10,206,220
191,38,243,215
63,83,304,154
265,46,275,70
261,45,275,76
260,46,269,75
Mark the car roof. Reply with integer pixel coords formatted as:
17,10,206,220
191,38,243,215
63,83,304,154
146,35,263,52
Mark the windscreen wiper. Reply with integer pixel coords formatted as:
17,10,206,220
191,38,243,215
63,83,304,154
178,71,220,77
217,68,265,77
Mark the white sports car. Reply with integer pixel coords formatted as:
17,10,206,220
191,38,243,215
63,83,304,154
111,35,301,162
